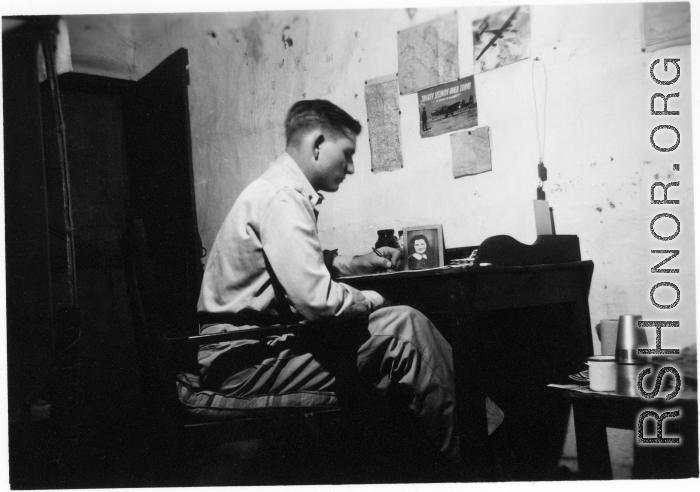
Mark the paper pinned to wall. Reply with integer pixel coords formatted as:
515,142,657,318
472,6,530,74
397,13,459,95
365,74,403,173
450,126,491,178
418,75,478,139
643,2,690,52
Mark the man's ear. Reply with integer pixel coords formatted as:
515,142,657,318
312,134,325,161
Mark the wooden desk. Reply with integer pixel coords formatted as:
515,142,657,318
553,388,698,479
341,260,595,467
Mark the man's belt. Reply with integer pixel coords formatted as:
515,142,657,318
197,309,300,328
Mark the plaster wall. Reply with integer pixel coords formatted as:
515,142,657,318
65,4,695,349
66,14,138,79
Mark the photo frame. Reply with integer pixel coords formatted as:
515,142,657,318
402,224,444,271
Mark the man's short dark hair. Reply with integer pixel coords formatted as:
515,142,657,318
285,99,362,146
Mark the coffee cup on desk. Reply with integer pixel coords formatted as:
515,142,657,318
595,318,619,356
588,355,617,392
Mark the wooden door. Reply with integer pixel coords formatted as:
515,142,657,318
122,48,203,335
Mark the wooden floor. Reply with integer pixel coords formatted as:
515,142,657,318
10,411,586,488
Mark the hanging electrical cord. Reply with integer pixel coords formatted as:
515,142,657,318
531,57,548,199
42,26,79,308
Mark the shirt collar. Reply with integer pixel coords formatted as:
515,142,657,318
272,152,324,208
412,253,427,260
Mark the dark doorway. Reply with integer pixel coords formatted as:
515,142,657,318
7,43,201,488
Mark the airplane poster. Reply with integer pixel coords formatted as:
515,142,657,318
473,6,531,74
418,76,478,138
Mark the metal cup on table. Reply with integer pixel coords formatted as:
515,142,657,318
615,314,651,396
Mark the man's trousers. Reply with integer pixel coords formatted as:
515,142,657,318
198,305,460,464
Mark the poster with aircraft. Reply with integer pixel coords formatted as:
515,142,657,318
473,6,531,74
418,76,478,138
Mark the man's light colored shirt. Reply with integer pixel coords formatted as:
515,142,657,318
198,152,376,328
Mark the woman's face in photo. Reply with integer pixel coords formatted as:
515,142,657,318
414,239,427,255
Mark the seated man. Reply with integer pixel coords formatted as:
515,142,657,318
197,99,460,467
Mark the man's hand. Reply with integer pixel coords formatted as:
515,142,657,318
352,246,403,274
361,290,390,311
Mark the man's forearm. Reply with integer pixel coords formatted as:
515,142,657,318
324,247,400,277
324,249,361,278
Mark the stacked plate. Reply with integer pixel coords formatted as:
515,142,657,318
568,370,589,384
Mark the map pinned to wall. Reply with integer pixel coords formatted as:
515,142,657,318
643,2,690,52
473,6,530,74
364,74,403,173
450,126,492,178
398,13,459,95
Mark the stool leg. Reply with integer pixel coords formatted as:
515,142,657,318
573,401,613,479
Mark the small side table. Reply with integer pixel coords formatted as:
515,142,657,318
551,387,698,479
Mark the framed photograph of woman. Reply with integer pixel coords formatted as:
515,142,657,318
403,225,444,271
